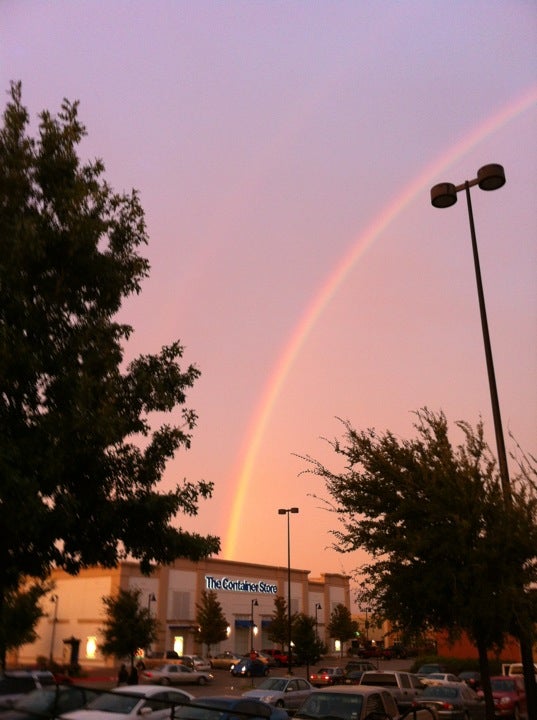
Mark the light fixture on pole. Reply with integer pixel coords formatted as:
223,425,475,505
278,507,299,675
430,163,510,502
147,592,156,614
250,598,258,652
315,603,322,639
49,594,59,664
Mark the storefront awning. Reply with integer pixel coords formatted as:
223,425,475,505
234,619,253,628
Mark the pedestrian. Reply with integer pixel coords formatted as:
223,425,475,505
128,665,138,685
117,664,129,686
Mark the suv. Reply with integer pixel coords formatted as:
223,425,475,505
261,649,289,667
0,671,56,709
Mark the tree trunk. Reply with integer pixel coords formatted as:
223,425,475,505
476,634,495,720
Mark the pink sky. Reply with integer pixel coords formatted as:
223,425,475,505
2,1,536,590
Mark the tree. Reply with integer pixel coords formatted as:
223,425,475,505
327,603,358,656
0,580,51,670
292,613,325,674
0,82,220,666
301,408,537,720
267,596,291,649
99,587,159,670
195,590,229,656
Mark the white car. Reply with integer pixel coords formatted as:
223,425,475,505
420,672,463,686
140,664,214,686
61,684,193,720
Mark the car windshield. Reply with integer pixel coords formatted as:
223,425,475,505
175,699,235,720
491,679,516,692
14,688,55,712
296,693,363,720
257,679,287,691
86,691,144,714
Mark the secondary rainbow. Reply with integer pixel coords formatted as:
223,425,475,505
224,85,537,560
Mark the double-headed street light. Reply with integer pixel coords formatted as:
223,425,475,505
430,163,510,503
278,507,299,675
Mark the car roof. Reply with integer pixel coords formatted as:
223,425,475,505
112,684,193,698
306,686,394,696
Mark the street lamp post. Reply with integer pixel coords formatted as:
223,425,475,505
430,163,510,502
430,164,537,719
250,598,258,652
49,594,58,664
278,507,299,675
315,603,322,639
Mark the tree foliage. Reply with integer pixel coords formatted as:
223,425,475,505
292,613,325,671
0,81,220,657
195,590,229,655
327,603,358,655
301,408,537,719
99,587,159,668
0,580,51,670
267,596,291,649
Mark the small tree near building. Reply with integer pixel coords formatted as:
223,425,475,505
292,613,325,675
267,596,290,650
195,590,228,656
0,580,51,670
327,603,358,657
99,588,159,671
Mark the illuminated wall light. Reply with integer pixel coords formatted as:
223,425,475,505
86,637,97,659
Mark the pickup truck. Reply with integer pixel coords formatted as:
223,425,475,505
501,662,537,676
294,685,433,720
358,670,424,711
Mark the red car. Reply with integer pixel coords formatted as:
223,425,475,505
262,649,289,667
310,667,346,687
490,675,527,718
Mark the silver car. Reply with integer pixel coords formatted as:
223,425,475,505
243,677,314,711
140,664,214,686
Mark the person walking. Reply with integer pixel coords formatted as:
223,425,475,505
117,664,129,686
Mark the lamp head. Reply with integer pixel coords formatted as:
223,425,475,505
431,182,458,208
477,163,506,191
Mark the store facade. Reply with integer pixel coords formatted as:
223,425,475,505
16,557,351,668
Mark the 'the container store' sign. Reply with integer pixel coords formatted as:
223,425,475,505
205,575,278,594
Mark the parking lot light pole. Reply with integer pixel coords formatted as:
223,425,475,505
315,603,322,639
250,598,258,652
430,163,511,503
49,594,59,664
278,507,299,675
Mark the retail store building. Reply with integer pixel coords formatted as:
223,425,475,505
16,557,351,668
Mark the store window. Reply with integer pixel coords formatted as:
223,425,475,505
173,636,184,656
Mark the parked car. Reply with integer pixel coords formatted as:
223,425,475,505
139,664,214,686
0,671,56,710
0,685,98,720
417,663,448,675
309,667,345,687
458,671,481,691
344,661,376,676
420,672,464,686
61,684,193,720
489,675,527,719
172,695,289,720
418,681,485,719
255,652,278,667
242,677,314,711
294,685,432,720
358,670,424,711
176,655,212,672
262,649,289,667
210,651,244,670
230,658,269,678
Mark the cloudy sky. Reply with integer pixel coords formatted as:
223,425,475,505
2,1,536,587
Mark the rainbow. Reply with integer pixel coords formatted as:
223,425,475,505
223,85,537,559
